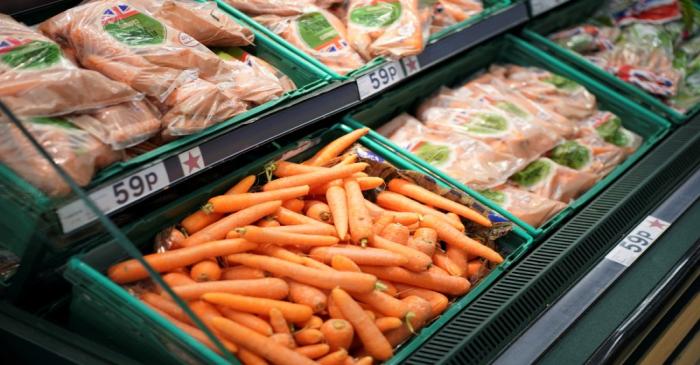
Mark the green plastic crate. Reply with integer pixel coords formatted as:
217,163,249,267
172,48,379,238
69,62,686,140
215,0,513,80
343,34,671,238
64,123,532,365
522,0,700,124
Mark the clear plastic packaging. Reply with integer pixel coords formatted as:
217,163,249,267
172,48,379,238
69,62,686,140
215,47,293,104
70,100,162,149
548,136,625,179
431,0,483,34
479,184,566,228
223,0,315,16
509,157,598,203
576,111,642,156
0,14,140,117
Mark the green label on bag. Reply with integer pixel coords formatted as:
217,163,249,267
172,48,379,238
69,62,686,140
30,116,76,130
550,141,591,170
102,5,165,46
350,1,402,28
511,159,552,187
594,115,632,147
411,140,451,167
543,74,580,90
297,12,343,51
462,113,509,135
494,101,528,118
0,40,60,69
479,189,506,206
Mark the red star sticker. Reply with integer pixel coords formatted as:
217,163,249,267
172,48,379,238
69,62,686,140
183,151,201,173
405,58,417,72
648,219,667,230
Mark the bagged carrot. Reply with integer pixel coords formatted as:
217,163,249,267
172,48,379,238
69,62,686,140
223,0,314,16
431,0,483,34
509,157,598,203
478,185,566,228
69,100,161,149
216,47,296,100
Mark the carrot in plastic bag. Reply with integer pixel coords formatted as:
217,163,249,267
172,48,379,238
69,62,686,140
479,185,566,228
70,100,161,149
509,157,598,203
431,0,483,34
223,0,314,16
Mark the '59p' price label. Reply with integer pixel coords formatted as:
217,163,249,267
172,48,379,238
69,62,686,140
605,215,670,267
357,61,406,100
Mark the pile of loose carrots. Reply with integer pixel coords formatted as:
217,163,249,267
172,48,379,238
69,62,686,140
107,128,506,365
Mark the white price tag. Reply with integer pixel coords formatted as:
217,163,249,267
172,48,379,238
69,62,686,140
357,61,406,100
57,163,169,233
605,215,670,267
530,0,570,16
401,56,421,76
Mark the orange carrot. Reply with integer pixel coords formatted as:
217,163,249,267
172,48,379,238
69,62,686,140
371,235,432,272
295,343,330,359
257,218,281,228
180,176,255,235
227,253,377,293
320,319,353,352
382,296,433,348
309,177,384,195
304,315,323,330
445,212,464,232
238,348,269,365
173,278,289,300
318,349,349,365
327,296,345,320
428,265,449,276
420,215,503,264
337,154,357,166
141,292,191,324
380,223,409,245
330,254,362,272
208,186,309,213
371,214,394,237
302,257,335,272
288,280,327,313
211,317,316,365
282,198,305,213
181,201,282,247
226,175,257,195
354,356,373,365
276,207,336,230
331,288,393,360
108,239,257,284
222,266,267,280
219,307,273,336
203,293,313,323
190,260,222,282
306,128,369,166
310,245,407,267
237,226,339,247
380,281,398,297
446,246,469,277
305,200,333,224
375,317,402,332
189,300,237,351
270,333,297,349
467,260,485,277
274,161,327,177
394,284,449,317
344,179,372,246
388,178,491,227
408,228,438,257
269,307,291,334
326,186,348,240
433,251,464,277
364,199,386,218
392,212,421,226
162,272,197,288
360,266,471,296
265,224,338,237
264,163,368,192
376,191,461,230
294,328,324,345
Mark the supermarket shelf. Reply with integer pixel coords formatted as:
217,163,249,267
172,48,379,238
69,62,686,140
53,1,529,235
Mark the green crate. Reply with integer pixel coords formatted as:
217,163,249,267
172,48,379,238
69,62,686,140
64,123,533,365
215,0,513,80
343,34,671,238
522,0,700,124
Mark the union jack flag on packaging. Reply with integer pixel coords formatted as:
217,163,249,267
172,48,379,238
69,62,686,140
610,0,681,26
0,37,31,55
101,3,140,26
316,37,349,53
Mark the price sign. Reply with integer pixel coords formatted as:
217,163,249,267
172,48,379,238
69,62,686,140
58,163,169,233
530,0,570,16
357,61,406,100
605,215,670,267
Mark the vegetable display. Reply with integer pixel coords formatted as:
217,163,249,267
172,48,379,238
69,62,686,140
106,128,511,364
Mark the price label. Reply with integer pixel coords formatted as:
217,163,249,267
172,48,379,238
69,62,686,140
357,61,406,100
58,163,169,233
605,215,670,267
530,0,570,16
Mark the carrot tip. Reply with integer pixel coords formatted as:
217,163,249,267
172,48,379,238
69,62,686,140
405,311,416,334
375,281,388,292
201,202,214,215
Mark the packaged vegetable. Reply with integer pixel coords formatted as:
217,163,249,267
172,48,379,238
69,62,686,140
549,24,619,53
479,184,566,228
216,47,295,103
129,0,254,46
379,113,526,189
576,111,642,156
0,14,140,117
548,136,625,179
431,0,483,33
70,100,162,149
223,0,315,16
509,157,598,203
254,7,365,74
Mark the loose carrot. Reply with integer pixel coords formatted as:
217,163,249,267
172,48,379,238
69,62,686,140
392,212,421,226
327,296,345,320
269,307,291,334
446,246,469,277
288,280,327,313
354,356,373,365
371,214,394,237
212,317,317,365
433,251,464,277
364,199,386,218
238,348,269,365
237,226,339,247
380,281,398,297
428,265,449,276
375,317,402,332
388,178,491,227
257,218,281,228
376,191,461,230
162,272,197,288
382,296,433,348
190,260,222,282
263,163,368,192
208,186,309,213
274,161,327,177
371,235,432,272
380,223,410,245
295,344,330,359
226,175,257,195
219,307,273,336
344,179,372,246
227,253,377,293
302,257,335,272
276,207,336,230
190,300,237,352
394,284,449,317
306,200,333,223
318,349,349,365
360,266,471,296
337,154,357,166
310,245,407,267
173,278,289,300
294,328,324,345
180,176,255,235
304,315,323,330
331,288,393,360
306,128,369,166
203,293,313,323
420,215,503,264
141,292,191,324
363,309,377,322
181,201,282,247
445,212,465,232
282,198,305,213
309,177,384,195
408,228,438,257
330,254,362,272
320,319,353,352
326,186,349,240
467,260,485,277
254,244,306,265
265,224,338,237
222,266,267,280
270,333,297,349
108,239,257,284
